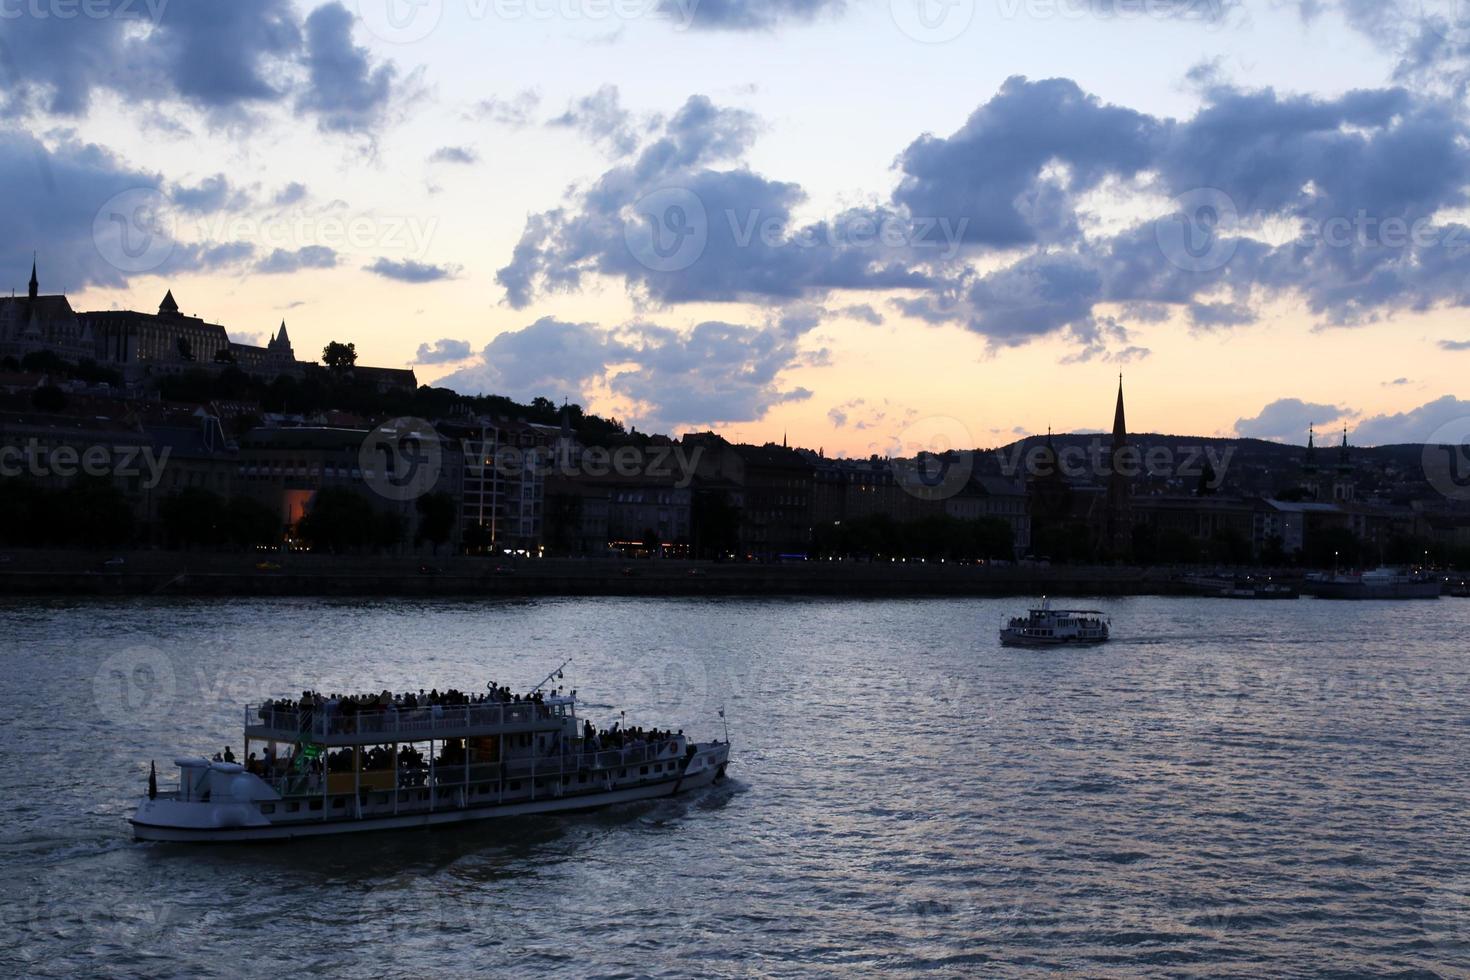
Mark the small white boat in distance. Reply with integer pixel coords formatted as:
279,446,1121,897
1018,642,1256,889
1000,598,1111,647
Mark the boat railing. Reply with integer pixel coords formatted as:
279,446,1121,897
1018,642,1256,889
250,739,685,799
245,698,573,740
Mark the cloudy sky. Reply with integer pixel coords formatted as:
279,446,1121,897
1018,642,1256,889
6,0,1470,450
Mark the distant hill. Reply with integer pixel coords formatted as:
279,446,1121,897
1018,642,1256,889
974,432,1438,502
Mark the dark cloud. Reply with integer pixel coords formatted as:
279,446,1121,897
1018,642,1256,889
255,245,339,275
659,0,844,30
0,128,168,290
171,174,249,214
438,314,818,431
1440,339,1470,351
1188,301,1256,328
413,338,473,364
498,94,934,309
839,304,884,325
499,76,1470,354
1235,398,1351,443
1352,395,1470,445
608,318,815,429
429,146,478,165
469,90,541,127
365,258,459,283
894,76,1165,249
548,85,638,156
438,316,632,404
295,2,395,134
0,1,398,134
273,182,308,206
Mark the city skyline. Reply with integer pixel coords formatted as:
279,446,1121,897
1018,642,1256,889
6,1,1470,452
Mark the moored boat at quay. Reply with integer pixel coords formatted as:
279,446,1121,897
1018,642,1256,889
130,666,731,843
1183,574,1300,599
1301,566,1443,600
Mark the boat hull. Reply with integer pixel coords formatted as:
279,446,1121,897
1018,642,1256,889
133,746,729,843
999,631,1109,648
1302,581,1443,600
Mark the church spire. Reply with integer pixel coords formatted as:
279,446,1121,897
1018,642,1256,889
1112,373,1127,447
159,290,179,316
28,254,38,300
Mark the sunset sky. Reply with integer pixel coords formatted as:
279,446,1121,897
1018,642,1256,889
5,0,1470,453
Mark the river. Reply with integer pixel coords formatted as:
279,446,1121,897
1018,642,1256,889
2,596,1468,976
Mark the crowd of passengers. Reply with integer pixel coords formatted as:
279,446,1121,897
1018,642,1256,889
228,719,686,789
257,683,567,730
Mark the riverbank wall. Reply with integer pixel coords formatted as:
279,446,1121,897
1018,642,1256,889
0,550,1262,599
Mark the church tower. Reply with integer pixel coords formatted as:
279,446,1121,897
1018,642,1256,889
28,256,38,301
1332,426,1355,503
1104,375,1133,557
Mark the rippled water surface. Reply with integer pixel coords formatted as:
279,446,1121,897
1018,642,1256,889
3,595,1470,977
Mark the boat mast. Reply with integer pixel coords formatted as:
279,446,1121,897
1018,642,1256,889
529,658,573,694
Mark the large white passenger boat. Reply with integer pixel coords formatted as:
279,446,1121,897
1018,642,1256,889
131,668,731,843
999,598,1111,647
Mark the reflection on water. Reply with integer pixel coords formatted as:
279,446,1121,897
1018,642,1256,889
2,595,1469,976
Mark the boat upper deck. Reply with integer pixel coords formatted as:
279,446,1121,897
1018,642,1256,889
1022,608,1106,618
245,695,576,745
